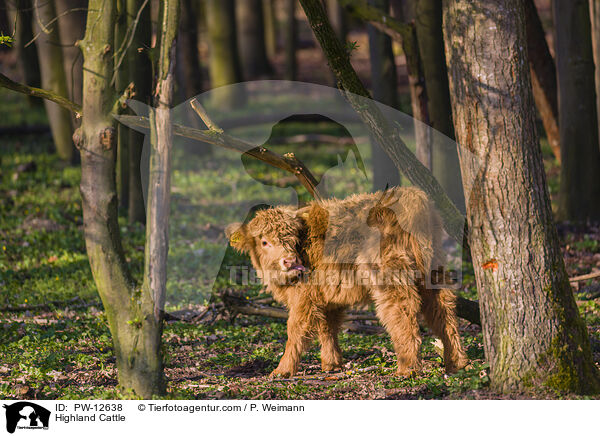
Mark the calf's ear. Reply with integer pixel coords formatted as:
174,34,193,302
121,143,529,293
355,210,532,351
225,223,250,253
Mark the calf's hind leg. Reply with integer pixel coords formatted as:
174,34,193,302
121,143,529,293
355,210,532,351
420,288,468,373
372,285,422,376
317,307,345,372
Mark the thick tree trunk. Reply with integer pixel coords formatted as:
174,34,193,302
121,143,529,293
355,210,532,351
77,0,166,398
415,0,463,210
367,0,401,190
444,0,600,393
284,0,298,81
524,0,560,163
554,0,600,222
590,0,600,149
127,0,152,224
34,0,75,161
206,0,244,108
236,0,273,79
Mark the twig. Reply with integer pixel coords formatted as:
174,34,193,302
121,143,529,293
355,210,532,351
190,99,223,132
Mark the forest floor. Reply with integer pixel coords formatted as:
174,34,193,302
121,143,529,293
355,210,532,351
1,74,599,399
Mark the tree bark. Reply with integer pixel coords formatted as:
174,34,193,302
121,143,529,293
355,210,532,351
554,0,600,222
33,0,75,161
444,0,600,393
127,0,152,224
415,0,463,210
236,0,273,79
524,0,560,163
284,0,298,81
367,0,401,190
206,0,244,108
77,0,167,398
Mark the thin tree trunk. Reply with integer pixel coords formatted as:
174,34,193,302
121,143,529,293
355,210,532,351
236,0,273,79
326,0,348,43
590,0,600,149
127,0,152,224
178,0,202,99
11,0,42,108
55,0,85,107
444,0,600,393
392,1,430,169
415,0,463,211
116,0,130,211
284,0,298,81
77,0,166,398
140,0,179,392
525,0,560,163
263,0,278,60
554,0,600,222
367,0,401,190
33,0,74,161
206,0,244,108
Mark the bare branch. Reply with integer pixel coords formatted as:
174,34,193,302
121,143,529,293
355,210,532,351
0,72,82,116
190,98,223,132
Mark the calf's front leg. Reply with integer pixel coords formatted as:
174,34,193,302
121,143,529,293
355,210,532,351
271,300,316,377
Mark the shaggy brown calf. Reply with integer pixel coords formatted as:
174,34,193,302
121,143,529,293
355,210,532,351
226,187,468,377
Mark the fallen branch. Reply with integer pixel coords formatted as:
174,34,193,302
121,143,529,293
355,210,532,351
570,270,600,283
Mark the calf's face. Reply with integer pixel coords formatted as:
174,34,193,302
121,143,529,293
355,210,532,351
226,208,306,286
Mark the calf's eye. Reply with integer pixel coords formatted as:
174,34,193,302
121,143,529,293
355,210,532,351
262,240,268,247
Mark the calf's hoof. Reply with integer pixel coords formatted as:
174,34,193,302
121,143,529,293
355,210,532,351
321,362,343,372
270,364,297,378
445,356,469,374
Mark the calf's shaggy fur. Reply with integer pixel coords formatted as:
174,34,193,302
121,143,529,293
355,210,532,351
226,187,468,377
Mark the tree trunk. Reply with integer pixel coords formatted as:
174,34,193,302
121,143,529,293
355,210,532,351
554,0,600,222
524,0,560,163
77,0,166,398
326,0,348,43
284,0,298,81
415,0,463,210
55,0,85,107
367,0,401,190
206,0,244,108
140,0,179,394
127,0,152,224
177,0,203,99
590,0,600,149
34,0,74,161
116,0,130,212
263,0,278,60
11,0,42,108
236,0,273,79
444,0,600,393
